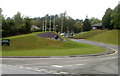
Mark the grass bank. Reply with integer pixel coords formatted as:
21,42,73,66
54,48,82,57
73,30,119,45
2,32,105,56
73,30,107,39
87,30,119,45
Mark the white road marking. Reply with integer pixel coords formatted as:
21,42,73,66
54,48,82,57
52,65,63,68
108,48,118,55
52,64,84,68
76,64,84,65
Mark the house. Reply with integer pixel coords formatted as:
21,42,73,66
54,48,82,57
92,23,102,30
31,25,40,32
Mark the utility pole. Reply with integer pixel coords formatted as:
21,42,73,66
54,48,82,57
49,16,51,31
61,14,63,33
42,20,44,31
61,11,67,33
45,16,47,31
53,16,55,32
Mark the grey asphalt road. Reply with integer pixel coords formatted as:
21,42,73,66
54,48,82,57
1,39,119,74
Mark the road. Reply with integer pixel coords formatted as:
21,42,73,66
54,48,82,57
1,39,119,74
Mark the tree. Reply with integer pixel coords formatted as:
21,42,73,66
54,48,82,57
23,17,32,33
102,8,114,29
2,17,16,37
90,17,101,25
66,17,76,33
13,12,23,32
83,18,92,31
111,4,120,29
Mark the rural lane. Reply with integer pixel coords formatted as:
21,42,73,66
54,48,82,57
1,39,119,74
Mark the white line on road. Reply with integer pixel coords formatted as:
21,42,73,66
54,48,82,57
52,64,84,68
52,65,63,68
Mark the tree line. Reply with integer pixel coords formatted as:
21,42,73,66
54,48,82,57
2,11,101,37
2,3,119,37
2,12,32,37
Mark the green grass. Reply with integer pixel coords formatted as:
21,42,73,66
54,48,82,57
87,30,119,45
73,30,107,39
73,30,119,45
2,32,105,56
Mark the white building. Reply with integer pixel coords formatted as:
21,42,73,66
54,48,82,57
31,25,40,31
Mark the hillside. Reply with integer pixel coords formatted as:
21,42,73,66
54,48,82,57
2,32,105,56
87,30,119,45
73,30,107,39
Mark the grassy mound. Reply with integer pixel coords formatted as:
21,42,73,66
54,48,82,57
87,30,119,45
73,30,106,39
2,32,105,56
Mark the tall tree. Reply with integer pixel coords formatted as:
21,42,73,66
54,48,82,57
111,4,120,29
102,8,113,29
13,12,23,30
2,17,16,37
23,17,32,33
83,18,91,31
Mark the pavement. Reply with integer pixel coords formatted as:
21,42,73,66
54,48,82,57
1,39,119,74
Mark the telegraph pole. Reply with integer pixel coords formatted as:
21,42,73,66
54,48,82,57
61,14,63,33
49,16,51,31
61,11,67,33
42,19,44,31
53,16,55,32
45,16,47,31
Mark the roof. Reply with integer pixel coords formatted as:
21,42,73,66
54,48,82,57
92,23,102,27
31,25,40,29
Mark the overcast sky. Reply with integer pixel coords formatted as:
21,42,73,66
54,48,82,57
0,0,119,20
